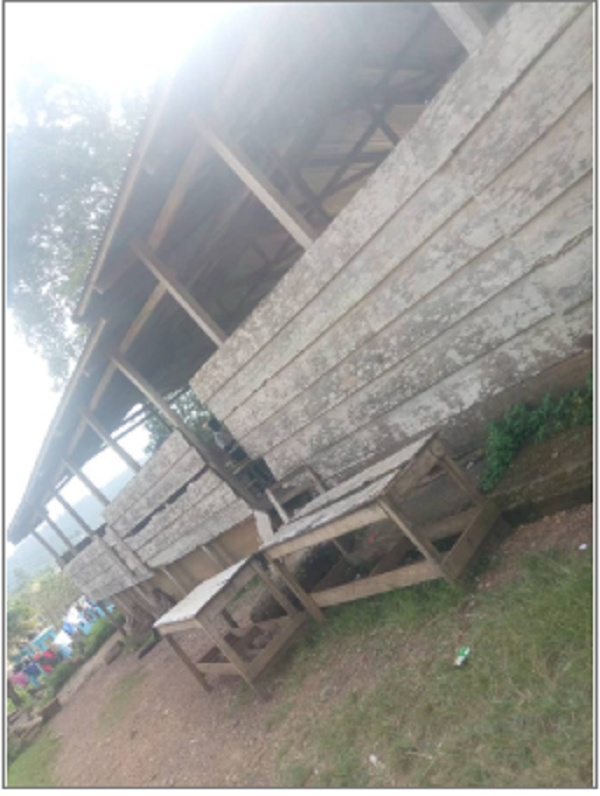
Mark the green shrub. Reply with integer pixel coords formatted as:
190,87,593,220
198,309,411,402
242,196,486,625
83,616,116,658
481,375,593,492
44,660,80,698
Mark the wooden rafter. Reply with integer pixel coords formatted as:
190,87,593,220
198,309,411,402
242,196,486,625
432,3,489,55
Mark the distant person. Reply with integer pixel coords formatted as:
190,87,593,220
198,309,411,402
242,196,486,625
21,657,43,689
10,663,29,690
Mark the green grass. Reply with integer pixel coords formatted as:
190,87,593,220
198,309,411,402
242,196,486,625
276,550,592,788
7,730,61,787
96,670,146,735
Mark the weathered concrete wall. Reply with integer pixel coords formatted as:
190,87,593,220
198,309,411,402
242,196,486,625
191,3,593,485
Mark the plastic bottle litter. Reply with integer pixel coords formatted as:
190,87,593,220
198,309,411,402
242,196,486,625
579,543,588,551
454,646,471,667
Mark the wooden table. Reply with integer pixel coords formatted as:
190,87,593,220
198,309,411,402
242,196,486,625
154,556,310,699
260,434,501,611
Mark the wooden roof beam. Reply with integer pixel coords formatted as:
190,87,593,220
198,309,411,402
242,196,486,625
130,239,227,348
80,407,142,473
38,508,77,554
192,115,317,251
432,3,489,55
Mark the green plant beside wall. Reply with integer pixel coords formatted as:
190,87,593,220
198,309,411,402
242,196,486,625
481,374,593,493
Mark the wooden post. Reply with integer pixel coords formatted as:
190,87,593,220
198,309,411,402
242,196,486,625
111,353,262,510
265,556,325,623
130,240,227,348
52,492,95,536
81,408,142,473
38,508,77,554
192,114,317,250
31,529,63,568
195,616,266,699
160,566,189,600
62,459,110,507
432,3,489,54
164,635,212,692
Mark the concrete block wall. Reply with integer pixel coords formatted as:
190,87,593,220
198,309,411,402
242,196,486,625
190,2,593,486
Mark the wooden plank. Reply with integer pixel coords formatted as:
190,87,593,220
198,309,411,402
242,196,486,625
444,501,501,579
63,459,110,506
378,497,449,581
313,560,441,608
131,239,227,348
31,529,63,567
112,353,261,510
248,559,298,617
196,661,237,676
39,509,77,553
246,612,307,680
265,557,325,623
164,635,212,692
194,4,584,405
431,441,486,506
81,408,141,473
52,492,94,536
433,3,489,54
194,616,266,699
192,114,316,250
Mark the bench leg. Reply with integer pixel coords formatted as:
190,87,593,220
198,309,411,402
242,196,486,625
378,497,452,583
265,555,326,623
165,635,212,692
195,617,267,701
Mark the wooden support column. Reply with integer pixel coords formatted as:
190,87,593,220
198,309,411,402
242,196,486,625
38,508,77,554
52,491,94,536
432,3,489,54
31,529,63,568
160,567,188,600
111,353,262,510
164,635,212,692
192,114,317,250
130,239,227,348
63,459,110,507
81,408,141,473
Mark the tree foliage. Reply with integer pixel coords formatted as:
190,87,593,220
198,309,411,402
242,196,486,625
7,66,146,386
144,389,218,455
7,568,80,655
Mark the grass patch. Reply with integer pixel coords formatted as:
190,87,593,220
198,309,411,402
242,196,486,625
83,616,117,657
276,550,592,788
7,730,61,787
482,374,593,492
96,670,146,735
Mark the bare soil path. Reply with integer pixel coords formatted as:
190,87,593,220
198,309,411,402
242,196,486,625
49,503,593,787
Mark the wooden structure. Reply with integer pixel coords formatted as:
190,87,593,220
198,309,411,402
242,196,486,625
261,435,500,609
156,434,500,696
10,3,590,631
154,557,310,699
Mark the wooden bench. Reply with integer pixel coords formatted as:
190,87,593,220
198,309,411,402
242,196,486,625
154,556,311,700
260,433,501,610
156,434,500,699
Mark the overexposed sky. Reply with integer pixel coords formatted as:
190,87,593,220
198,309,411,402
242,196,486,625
6,3,234,545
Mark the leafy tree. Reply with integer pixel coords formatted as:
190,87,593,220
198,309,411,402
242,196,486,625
7,600,37,656
144,389,218,454
7,65,146,386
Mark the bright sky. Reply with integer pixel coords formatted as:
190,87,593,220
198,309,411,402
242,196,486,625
6,2,236,550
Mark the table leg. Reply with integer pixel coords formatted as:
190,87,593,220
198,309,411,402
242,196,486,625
265,555,325,623
195,617,267,700
378,497,451,583
164,635,212,692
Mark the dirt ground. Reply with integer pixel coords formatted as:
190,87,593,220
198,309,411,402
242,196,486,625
48,502,593,787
